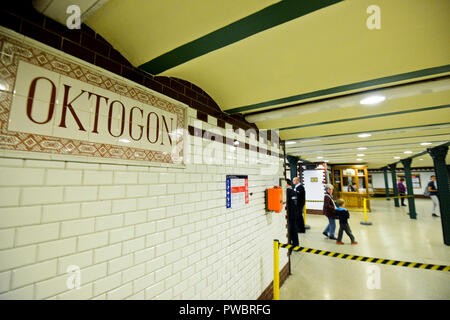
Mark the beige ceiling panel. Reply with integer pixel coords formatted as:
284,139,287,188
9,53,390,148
255,89,450,130
86,0,279,66
280,108,450,140
163,0,450,111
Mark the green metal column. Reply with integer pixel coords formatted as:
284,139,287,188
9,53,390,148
400,158,416,219
389,163,400,207
286,155,299,181
383,167,390,200
428,145,450,246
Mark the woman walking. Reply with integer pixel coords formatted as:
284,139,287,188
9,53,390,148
398,178,407,206
322,184,337,240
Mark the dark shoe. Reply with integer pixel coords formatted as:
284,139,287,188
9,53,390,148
336,241,344,245
322,232,329,238
329,236,337,240
432,214,440,217
401,204,407,206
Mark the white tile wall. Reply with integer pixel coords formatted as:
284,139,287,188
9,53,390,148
0,106,287,300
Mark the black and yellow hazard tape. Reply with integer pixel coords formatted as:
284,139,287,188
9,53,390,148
278,243,450,272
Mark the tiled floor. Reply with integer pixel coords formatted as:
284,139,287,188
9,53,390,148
279,198,450,300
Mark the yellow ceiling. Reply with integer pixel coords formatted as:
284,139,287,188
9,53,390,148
86,0,279,66
80,0,450,168
159,0,450,112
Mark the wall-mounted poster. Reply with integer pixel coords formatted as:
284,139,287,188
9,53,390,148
226,175,249,209
398,174,421,189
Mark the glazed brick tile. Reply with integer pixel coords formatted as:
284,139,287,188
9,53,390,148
82,34,110,57
62,39,95,64
110,48,132,67
162,86,179,100
95,54,122,75
0,11,21,33
196,111,208,122
154,76,171,87
169,79,185,94
122,66,145,84
217,119,226,129
44,18,81,44
185,87,197,100
6,4,44,27
22,21,61,50
144,77,163,93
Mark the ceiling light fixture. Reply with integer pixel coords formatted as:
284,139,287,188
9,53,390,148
317,156,323,159
420,142,432,146
360,95,386,105
357,147,367,150
394,156,400,159
404,151,413,154
357,154,365,157
285,141,296,145
358,133,372,138
119,138,130,143
356,158,363,161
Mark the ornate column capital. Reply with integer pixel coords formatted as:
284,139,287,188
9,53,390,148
400,158,412,169
286,155,299,165
428,145,448,161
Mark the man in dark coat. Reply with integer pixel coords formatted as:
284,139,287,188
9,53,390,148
293,177,306,233
285,179,299,251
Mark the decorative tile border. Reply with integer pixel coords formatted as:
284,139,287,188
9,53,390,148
0,30,186,165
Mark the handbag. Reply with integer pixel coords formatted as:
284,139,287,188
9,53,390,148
423,185,430,197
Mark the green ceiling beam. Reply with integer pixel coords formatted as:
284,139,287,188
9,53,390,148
139,0,343,75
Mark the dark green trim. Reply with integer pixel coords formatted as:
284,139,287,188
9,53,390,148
279,104,450,131
283,122,450,142
286,133,450,149
290,140,450,154
226,65,450,114
139,0,343,74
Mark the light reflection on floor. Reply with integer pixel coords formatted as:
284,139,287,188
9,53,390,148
279,199,450,300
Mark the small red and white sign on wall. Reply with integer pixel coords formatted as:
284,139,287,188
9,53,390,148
226,175,249,209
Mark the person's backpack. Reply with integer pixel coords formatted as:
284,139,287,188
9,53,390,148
423,185,430,197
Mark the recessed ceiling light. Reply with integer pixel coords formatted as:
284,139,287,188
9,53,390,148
357,147,367,150
420,142,432,146
356,158,363,161
357,154,365,157
358,133,372,138
419,158,424,161
286,141,296,145
317,156,323,159
119,138,131,143
394,156,400,159
404,151,413,154
324,160,329,162
360,95,386,105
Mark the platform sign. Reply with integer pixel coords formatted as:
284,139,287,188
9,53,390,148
226,175,249,209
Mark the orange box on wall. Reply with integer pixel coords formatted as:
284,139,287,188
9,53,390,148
266,186,283,213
